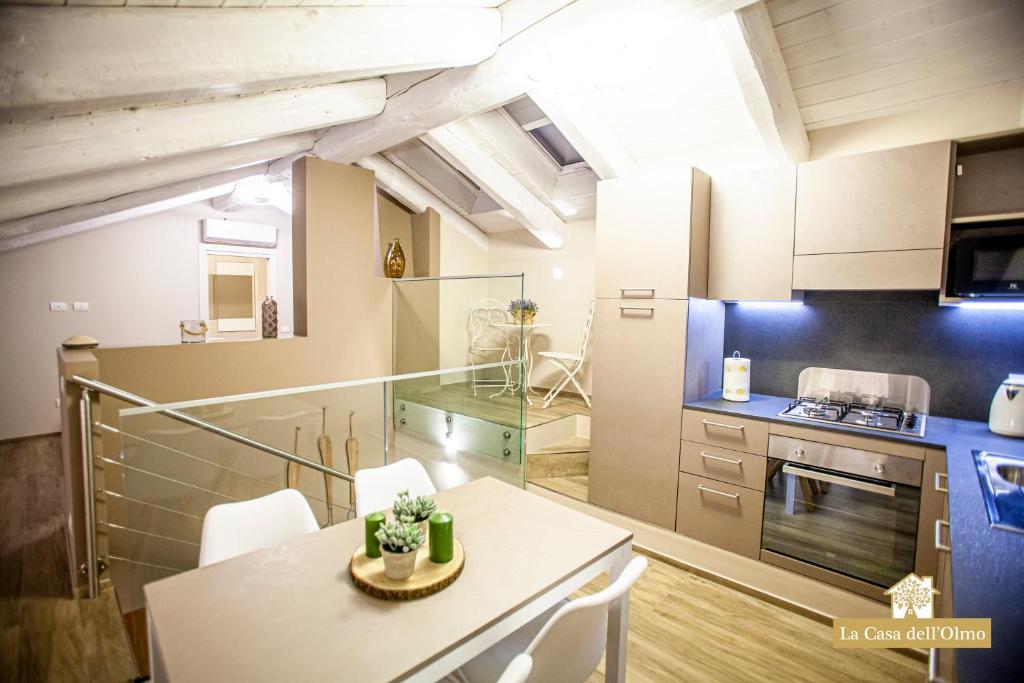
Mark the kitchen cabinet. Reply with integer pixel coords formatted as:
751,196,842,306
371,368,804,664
709,165,796,301
795,141,953,255
595,169,710,300
792,141,952,291
589,299,689,529
680,441,767,492
792,249,944,291
682,409,770,455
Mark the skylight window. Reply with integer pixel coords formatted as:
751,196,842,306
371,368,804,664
503,96,587,170
529,124,584,166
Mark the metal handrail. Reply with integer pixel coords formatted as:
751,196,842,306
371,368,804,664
72,375,354,483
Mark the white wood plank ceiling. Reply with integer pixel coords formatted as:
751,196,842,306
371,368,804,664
3,0,1022,251
766,0,1024,129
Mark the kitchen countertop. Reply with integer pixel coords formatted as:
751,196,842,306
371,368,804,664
685,392,1024,683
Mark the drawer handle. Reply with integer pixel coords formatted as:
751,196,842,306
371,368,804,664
620,288,655,296
935,471,948,494
935,519,951,553
701,419,744,431
928,648,942,683
698,484,739,500
619,306,655,315
699,451,743,466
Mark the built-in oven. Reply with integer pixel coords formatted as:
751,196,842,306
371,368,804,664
760,435,922,601
952,231,1024,297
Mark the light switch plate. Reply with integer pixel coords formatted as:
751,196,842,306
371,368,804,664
50,301,68,312
73,302,90,311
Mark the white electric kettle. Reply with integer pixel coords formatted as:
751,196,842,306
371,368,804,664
989,374,1024,437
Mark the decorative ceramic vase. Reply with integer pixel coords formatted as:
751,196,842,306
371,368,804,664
381,548,417,580
384,238,406,278
261,295,278,338
512,310,536,325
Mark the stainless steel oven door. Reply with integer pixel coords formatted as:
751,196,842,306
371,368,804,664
762,437,922,589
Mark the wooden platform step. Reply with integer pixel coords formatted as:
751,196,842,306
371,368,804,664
526,435,590,456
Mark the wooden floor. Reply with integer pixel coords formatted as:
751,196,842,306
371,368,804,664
395,381,589,429
579,554,925,683
530,474,590,502
0,435,138,682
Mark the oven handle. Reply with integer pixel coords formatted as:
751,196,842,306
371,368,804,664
782,463,896,497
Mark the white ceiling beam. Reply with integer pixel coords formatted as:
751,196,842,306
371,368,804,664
421,123,567,249
0,79,384,188
0,133,313,224
1,6,500,121
384,141,484,216
0,166,264,253
314,0,758,165
356,154,490,252
526,88,639,179
716,1,809,163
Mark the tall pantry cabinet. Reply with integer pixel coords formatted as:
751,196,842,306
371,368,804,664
589,170,725,530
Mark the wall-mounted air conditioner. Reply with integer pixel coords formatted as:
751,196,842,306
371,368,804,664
201,218,278,248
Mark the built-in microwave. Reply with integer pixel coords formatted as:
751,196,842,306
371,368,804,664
953,231,1024,297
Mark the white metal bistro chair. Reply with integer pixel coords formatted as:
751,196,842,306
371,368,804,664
457,556,647,683
198,488,319,567
538,300,595,408
353,458,437,517
469,299,511,396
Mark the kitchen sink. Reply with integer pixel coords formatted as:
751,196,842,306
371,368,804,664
974,450,1024,533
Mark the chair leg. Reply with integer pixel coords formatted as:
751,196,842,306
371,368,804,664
542,371,574,409
568,372,590,407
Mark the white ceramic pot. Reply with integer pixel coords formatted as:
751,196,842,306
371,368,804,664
381,548,417,580
417,520,429,545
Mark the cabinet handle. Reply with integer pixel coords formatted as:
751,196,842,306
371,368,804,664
620,288,655,297
928,649,939,683
698,484,739,499
701,419,744,431
619,306,655,315
935,519,951,553
934,472,948,494
699,451,743,466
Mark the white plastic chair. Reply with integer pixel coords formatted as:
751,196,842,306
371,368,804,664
198,488,319,567
458,556,647,683
469,299,511,396
538,300,595,408
354,458,437,517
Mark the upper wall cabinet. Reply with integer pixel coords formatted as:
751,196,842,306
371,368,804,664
595,169,710,300
792,141,953,290
709,165,796,302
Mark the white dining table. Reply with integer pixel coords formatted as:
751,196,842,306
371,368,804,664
145,476,634,682
490,322,551,405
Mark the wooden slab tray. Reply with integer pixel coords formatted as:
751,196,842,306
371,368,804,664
350,540,465,601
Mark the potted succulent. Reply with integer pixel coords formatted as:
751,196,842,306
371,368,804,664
374,521,425,579
508,298,539,325
393,490,438,539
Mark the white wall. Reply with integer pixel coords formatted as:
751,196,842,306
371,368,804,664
487,221,596,393
0,201,292,440
809,84,1024,159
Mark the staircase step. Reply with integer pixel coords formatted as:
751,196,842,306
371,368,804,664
527,436,590,456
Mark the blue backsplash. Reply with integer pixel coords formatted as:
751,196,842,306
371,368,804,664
722,291,1024,422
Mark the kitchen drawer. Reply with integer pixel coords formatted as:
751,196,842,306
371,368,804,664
682,409,769,455
680,441,766,491
676,473,764,559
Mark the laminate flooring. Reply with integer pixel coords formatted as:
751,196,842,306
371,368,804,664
579,554,925,683
0,435,138,682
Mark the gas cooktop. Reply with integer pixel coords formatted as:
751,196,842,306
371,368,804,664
776,368,930,438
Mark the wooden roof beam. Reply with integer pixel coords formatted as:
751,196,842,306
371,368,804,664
716,1,809,163
0,79,384,188
421,122,567,249
0,6,500,122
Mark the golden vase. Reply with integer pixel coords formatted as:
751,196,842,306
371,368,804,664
384,238,406,278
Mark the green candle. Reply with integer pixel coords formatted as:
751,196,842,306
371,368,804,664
365,512,385,559
429,512,454,564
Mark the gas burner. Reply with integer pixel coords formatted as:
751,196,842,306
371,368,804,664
779,396,925,437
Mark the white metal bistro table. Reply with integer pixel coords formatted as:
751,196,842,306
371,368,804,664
145,476,634,682
490,322,551,405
